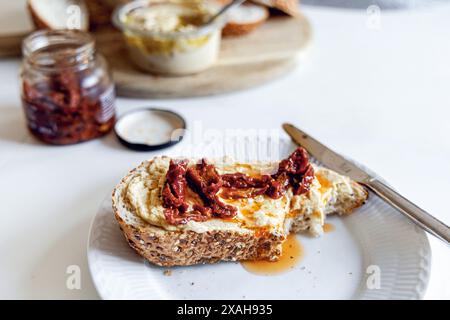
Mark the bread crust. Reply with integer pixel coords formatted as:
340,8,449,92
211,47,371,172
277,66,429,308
222,20,267,37
28,2,50,29
289,180,368,234
112,159,284,267
27,0,89,31
116,216,284,267
222,4,269,37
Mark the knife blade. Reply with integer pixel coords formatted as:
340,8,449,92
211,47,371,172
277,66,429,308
283,122,450,246
282,123,371,183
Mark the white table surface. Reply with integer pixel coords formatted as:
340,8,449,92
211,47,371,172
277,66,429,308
0,5,449,300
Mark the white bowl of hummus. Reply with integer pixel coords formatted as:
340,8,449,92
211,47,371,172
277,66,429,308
113,0,225,76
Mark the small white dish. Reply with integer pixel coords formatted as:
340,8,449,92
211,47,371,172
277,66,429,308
114,108,186,151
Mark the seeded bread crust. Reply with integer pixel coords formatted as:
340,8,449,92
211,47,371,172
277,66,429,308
116,220,284,267
27,0,89,31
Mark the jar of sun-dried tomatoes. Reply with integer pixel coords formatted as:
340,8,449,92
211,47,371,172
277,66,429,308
20,30,115,145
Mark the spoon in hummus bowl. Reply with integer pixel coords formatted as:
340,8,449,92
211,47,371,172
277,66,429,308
204,0,247,26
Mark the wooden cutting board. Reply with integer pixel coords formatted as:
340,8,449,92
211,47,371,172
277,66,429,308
0,7,311,98
95,14,311,98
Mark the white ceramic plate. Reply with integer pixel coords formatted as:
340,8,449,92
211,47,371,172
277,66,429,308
87,138,431,300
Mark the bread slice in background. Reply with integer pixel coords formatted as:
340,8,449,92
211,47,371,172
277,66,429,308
112,158,285,267
250,0,300,16
28,0,89,31
112,156,368,267
222,3,269,37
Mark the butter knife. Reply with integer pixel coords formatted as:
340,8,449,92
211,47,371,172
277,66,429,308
283,123,450,246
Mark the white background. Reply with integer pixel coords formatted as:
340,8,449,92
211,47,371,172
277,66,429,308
0,4,449,299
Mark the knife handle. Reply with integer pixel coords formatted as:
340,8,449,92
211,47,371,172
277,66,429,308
366,179,450,246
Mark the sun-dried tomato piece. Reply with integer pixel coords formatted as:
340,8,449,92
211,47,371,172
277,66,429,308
186,160,237,219
220,148,314,200
162,160,188,209
293,164,315,195
222,173,270,189
269,148,314,199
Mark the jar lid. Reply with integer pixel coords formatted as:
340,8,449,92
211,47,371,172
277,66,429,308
114,108,186,151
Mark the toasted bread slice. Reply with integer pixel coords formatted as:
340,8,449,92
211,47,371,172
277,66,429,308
112,156,367,267
222,4,269,37
113,157,285,267
206,1,269,36
28,0,89,31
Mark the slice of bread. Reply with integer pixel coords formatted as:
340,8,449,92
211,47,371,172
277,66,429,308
112,155,368,267
28,0,89,31
222,4,269,37
113,157,285,267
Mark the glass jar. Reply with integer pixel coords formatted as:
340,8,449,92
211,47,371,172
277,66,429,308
20,30,116,145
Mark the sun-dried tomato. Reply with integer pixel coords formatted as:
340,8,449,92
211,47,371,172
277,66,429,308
162,148,315,225
22,71,115,145
221,148,314,200
185,160,237,219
